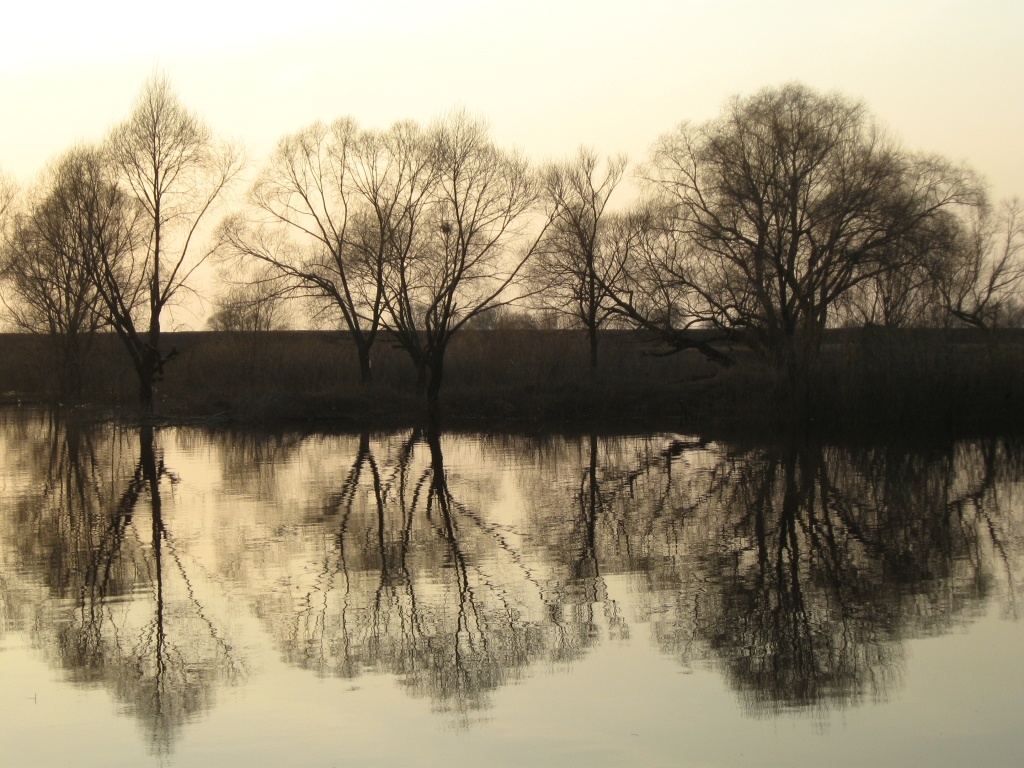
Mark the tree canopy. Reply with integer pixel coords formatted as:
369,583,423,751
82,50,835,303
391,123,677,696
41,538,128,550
637,84,983,375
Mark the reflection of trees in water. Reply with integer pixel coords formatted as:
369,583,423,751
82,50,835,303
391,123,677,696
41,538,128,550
2,412,1022,731
0,414,243,755
546,433,636,654
681,446,909,714
572,437,1020,715
178,426,304,500
247,428,573,720
510,433,711,647
491,431,1023,714
77,427,1024,719
840,440,1024,622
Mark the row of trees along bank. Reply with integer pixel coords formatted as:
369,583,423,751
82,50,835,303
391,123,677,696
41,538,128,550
0,76,1021,417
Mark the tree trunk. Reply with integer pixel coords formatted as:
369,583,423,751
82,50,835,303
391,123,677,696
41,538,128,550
356,339,373,385
414,358,428,396
782,334,815,422
58,337,84,404
137,359,156,413
426,351,445,408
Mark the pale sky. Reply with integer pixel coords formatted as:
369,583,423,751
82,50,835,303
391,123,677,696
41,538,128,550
2,0,1021,199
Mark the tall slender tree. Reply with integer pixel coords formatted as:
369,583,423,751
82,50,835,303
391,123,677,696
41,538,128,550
529,148,627,369
101,73,242,411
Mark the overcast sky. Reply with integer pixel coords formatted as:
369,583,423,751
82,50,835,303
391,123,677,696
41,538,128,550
2,0,1021,199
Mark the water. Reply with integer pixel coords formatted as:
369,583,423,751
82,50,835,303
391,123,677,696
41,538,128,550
0,409,1022,767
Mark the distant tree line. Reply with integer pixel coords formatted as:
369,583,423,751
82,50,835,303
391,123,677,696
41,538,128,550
0,76,1020,414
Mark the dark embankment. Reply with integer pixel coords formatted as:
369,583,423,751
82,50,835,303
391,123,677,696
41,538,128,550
1,327,1023,437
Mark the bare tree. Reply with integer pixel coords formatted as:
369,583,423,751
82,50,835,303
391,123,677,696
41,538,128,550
842,198,1024,329
220,119,433,383
100,72,242,411
0,169,14,236
529,149,627,368
639,83,980,384
1,148,141,398
382,112,549,409
840,257,943,328
0,169,17,315
588,202,736,366
207,264,291,332
929,197,1024,328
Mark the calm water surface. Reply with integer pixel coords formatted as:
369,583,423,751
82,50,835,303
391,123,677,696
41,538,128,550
0,408,1022,767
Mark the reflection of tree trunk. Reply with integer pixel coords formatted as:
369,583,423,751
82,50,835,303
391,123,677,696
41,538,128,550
576,434,601,583
778,448,811,674
322,430,425,676
324,431,373,516
425,429,453,531
567,434,603,632
12,416,241,753
425,428,481,678
750,456,775,580
374,437,400,589
139,424,168,720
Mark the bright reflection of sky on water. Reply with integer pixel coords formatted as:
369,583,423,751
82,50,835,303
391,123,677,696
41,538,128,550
1,410,1023,766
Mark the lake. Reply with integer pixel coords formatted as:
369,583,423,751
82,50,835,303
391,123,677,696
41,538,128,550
0,408,1022,767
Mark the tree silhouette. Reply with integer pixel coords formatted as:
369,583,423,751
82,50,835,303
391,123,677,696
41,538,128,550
1,148,139,400
100,73,242,411
636,83,981,389
530,149,628,368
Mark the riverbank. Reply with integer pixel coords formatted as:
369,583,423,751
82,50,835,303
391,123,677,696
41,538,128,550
2,328,1023,438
